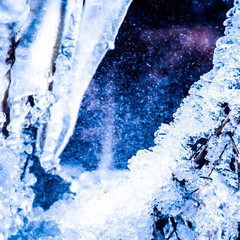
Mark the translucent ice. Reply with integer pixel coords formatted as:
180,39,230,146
41,0,134,168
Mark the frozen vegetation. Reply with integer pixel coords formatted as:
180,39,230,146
0,0,240,239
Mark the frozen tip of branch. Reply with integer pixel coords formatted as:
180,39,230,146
151,211,158,240
193,146,208,169
197,144,228,195
227,132,239,157
214,115,230,137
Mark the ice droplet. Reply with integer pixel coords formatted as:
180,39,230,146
108,40,115,50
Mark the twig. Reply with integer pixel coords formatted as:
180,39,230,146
189,142,207,160
151,212,158,240
20,153,30,181
169,217,180,240
199,176,212,180
214,116,230,137
208,230,211,240
238,162,240,190
192,115,230,169
193,145,208,168
197,144,228,195
206,144,227,178
227,132,240,190
1,36,20,138
48,0,66,90
167,230,175,239
227,132,239,156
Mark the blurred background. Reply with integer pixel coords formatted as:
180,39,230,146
60,0,234,170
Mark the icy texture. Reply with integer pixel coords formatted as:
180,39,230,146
1,0,133,170
0,1,29,99
10,0,61,100
0,3,35,239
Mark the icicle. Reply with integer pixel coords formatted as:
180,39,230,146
40,0,133,169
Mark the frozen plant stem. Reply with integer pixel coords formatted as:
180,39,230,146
151,211,158,240
227,132,240,190
214,115,230,137
238,161,240,190
197,144,228,195
227,133,240,156
1,36,20,138
193,115,230,168
208,230,211,240
169,217,180,240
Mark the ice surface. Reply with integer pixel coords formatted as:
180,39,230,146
27,0,131,169
10,0,61,100
41,0,134,169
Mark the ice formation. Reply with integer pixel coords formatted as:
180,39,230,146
0,0,133,170
1,0,240,239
